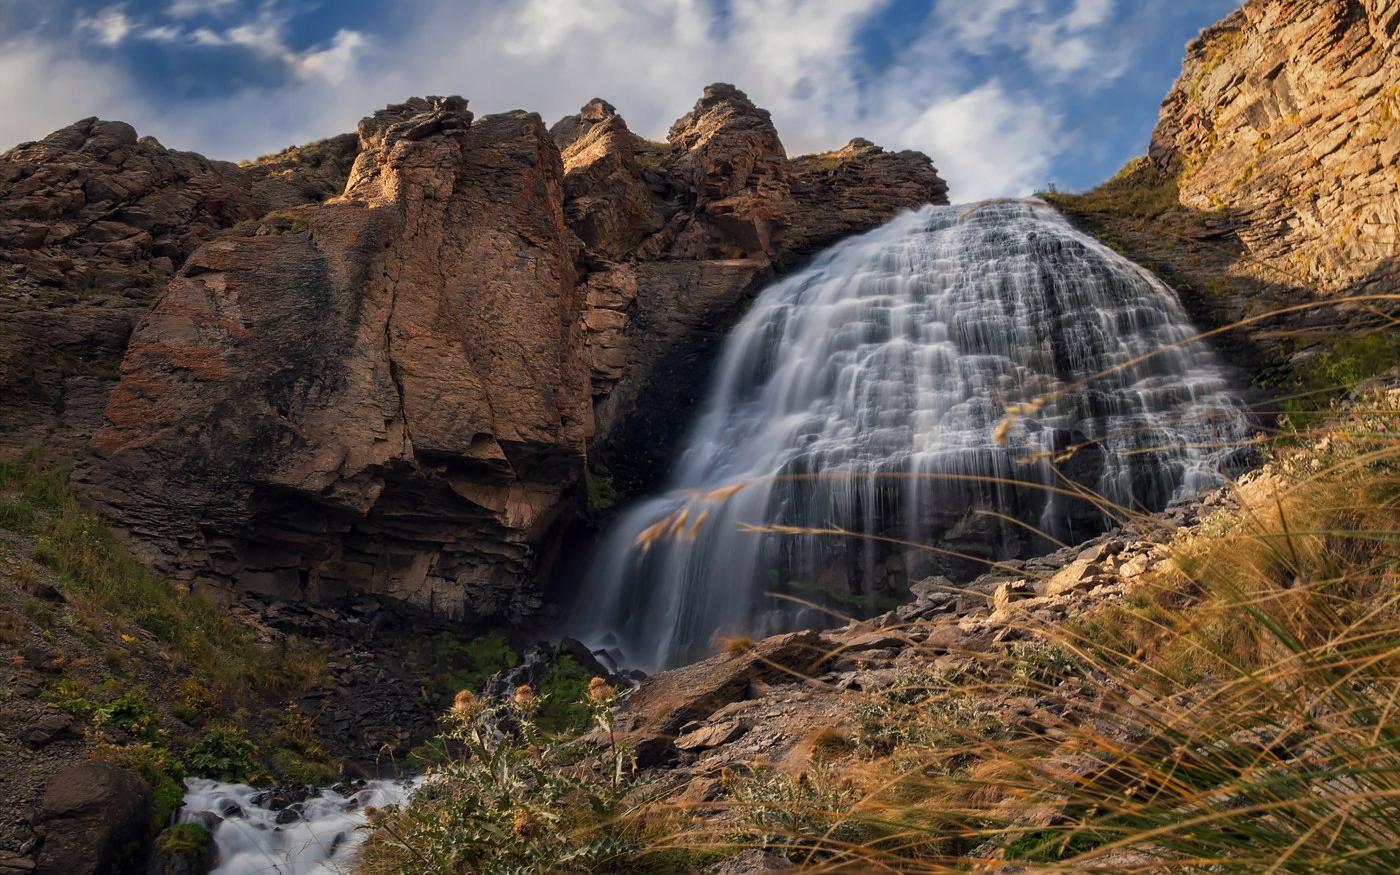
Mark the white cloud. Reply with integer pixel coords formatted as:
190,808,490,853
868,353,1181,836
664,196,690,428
143,25,182,42
5,0,1087,200
0,38,138,149
898,82,1063,201
167,0,239,18
77,5,134,46
932,0,1121,79
295,29,366,84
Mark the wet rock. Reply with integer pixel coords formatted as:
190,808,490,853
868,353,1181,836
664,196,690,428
35,762,152,875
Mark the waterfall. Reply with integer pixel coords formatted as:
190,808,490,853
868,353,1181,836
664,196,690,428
571,200,1251,672
179,778,416,874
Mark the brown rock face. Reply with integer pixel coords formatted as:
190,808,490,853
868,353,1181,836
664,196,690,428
87,97,589,619
1048,0,1398,377
0,119,354,448
63,84,945,618
565,85,950,490
1150,0,1399,298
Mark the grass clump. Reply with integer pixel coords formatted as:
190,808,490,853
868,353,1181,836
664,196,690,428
0,449,323,705
1041,156,1181,220
360,680,680,875
154,822,210,856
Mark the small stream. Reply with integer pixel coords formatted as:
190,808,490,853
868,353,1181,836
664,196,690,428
179,778,417,874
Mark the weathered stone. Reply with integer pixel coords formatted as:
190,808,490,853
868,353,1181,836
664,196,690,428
19,713,74,747
708,849,790,874
35,763,152,875
0,120,353,450
617,630,829,738
674,719,748,751
1044,558,1104,598
85,97,588,621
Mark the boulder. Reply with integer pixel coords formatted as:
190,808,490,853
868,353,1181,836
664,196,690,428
85,97,589,621
708,850,791,873
617,630,830,738
35,763,152,875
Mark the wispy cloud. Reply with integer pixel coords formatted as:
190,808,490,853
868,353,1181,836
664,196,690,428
166,0,239,18
76,5,134,46
5,0,1215,199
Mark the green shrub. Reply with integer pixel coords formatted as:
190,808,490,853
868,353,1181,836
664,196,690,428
154,822,209,856
186,723,260,783
92,690,161,740
400,631,517,702
359,681,660,874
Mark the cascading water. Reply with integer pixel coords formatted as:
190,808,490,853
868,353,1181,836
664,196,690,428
571,200,1252,672
178,778,416,874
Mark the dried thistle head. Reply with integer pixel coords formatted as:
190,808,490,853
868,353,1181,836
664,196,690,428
512,809,537,838
587,676,615,704
512,684,538,713
720,634,756,656
452,689,482,717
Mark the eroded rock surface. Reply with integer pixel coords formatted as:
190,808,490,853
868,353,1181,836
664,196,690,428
0,81,953,618
1151,0,1399,298
83,97,588,619
0,120,354,449
50,85,945,616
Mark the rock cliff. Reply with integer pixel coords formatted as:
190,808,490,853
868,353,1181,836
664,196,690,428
0,121,354,448
3,86,946,619
1153,0,1398,297
1048,0,1399,375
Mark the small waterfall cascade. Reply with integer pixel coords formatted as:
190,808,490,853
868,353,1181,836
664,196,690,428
178,778,416,874
571,200,1251,671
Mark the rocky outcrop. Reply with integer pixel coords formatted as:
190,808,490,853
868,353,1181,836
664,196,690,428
568,85,949,491
0,120,355,450
84,96,588,619
1151,0,1399,297
1050,0,1399,375
19,84,945,619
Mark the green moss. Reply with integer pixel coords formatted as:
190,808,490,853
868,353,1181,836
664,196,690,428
400,631,517,702
155,823,210,856
585,469,620,511
104,742,188,829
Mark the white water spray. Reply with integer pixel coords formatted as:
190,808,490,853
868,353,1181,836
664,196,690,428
179,778,415,874
572,200,1251,671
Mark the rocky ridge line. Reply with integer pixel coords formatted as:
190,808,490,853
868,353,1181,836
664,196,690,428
41,86,947,620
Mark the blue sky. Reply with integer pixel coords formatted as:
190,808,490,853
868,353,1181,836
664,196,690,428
0,0,1240,199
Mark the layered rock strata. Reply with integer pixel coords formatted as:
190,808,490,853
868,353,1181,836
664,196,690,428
33,86,946,617
0,120,354,448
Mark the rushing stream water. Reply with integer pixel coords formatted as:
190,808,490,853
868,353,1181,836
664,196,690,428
571,199,1251,671
179,778,415,874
